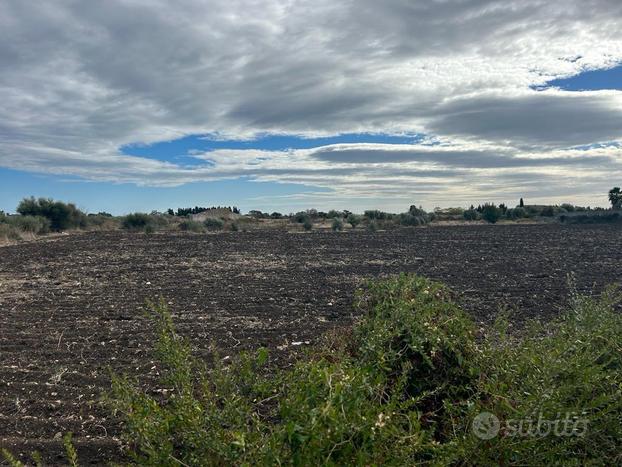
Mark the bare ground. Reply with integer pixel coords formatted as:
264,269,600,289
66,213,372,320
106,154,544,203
0,224,620,464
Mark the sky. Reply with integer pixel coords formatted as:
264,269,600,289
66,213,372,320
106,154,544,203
1,1,622,214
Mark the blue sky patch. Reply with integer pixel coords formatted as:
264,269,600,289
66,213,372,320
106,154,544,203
540,64,622,91
121,132,426,164
0,168,325,215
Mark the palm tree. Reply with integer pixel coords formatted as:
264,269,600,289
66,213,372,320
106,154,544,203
609,187,622,209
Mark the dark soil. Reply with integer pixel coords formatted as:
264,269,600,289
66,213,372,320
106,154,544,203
1,224,620,464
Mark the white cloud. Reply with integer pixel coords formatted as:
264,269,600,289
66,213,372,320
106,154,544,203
1,0,622,206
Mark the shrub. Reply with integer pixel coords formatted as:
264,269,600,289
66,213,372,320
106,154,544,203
249,210,268,219
559,212,622,224
540,206,556,217
398,212,427,226
367,220,377,232
506,206,527,219
9,215,51,234
204,218,224,231
107,275,622,466
16,197,87,231
179,219,204,233
481,203,502,223
331,218,344,231
353,275,478,418
347,213,361,228
466,282,622,464
86,214,108,227
230,222,239,232
122,213,154,231
0,224,21,241
364,210,390,220
408,205,428,216
463,209,480,221
293,212,311,224
302,219,313,231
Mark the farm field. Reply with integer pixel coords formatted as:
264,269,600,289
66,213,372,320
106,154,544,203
0,223,620,463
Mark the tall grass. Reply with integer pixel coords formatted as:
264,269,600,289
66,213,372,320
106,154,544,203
0,215,51,240
107,274,622,465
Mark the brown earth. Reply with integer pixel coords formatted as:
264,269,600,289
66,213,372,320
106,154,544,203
0,224,620,464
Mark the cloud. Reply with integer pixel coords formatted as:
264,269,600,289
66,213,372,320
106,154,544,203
310,143,615,167
1,0,622,206
426,90,622,149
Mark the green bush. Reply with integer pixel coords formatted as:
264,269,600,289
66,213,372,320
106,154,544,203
293,212,311,224
398,212,427,226
16,197,87,231
303,219,313,231
203,218,224,231
368,220,377,232
463,209,480,221
464,283,622,464
107,275,622,466
364,210,391,220
560,212,622,224
179,219,204,233
506,207,527,219
122,213,154,231
331,218,344,231
481,203,502,223
540,206,556,217
347,213,361,228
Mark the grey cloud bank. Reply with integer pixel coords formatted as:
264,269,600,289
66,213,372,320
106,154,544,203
1,0,622,206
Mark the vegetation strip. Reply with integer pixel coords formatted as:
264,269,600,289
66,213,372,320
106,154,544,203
8,274,614,465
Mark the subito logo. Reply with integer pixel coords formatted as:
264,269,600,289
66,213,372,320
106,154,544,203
472,412,500,440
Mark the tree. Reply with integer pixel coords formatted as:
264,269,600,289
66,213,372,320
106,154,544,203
519,198,524,208
481,203,502,224
331,218,344,231
347,213,361,228
17,197,86,231
609,187,622,209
